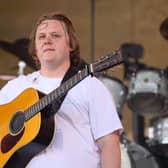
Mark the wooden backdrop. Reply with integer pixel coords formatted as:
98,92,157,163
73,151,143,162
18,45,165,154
0,0,168,139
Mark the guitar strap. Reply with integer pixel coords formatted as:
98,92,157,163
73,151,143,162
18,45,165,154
40,58,87,118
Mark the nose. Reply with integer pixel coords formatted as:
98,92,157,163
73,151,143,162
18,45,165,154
44,35,52,44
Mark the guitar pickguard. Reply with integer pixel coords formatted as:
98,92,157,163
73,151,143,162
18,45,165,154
1,128,24,153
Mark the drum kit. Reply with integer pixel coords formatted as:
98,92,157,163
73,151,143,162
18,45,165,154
0,60,26,81
120,134,159,168
97,66,168,168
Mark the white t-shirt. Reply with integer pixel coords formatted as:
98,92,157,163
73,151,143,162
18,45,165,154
0,71,123,168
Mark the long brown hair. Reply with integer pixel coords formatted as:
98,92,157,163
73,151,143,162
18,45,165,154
29,12,80,69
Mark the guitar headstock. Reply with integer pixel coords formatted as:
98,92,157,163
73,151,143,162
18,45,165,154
90,48,125,74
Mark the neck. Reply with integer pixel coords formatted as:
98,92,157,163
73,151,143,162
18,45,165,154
39,61,70,78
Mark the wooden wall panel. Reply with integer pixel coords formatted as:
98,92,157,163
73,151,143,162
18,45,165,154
0,0,168,140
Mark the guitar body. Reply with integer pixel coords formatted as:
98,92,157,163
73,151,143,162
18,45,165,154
0,88,41,167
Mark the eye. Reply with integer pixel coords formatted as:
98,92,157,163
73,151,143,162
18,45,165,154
52,33,61,38
38,34,46,40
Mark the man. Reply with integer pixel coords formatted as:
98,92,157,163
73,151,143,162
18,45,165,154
0,12,123,168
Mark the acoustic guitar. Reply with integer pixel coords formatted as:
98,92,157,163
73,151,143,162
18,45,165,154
0,48,124,167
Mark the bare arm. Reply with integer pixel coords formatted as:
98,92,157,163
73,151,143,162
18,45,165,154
96,131,121,168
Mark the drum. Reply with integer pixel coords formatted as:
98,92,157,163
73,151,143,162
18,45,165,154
120,137,159,168
120,143,132,168
127,69,168,118
97,75,127,116
147,117,168,157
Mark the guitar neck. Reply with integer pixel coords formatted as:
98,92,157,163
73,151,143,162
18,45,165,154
24,66,89,121
24,49,124,121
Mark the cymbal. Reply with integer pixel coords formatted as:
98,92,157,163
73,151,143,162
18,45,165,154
0,74,16,81
160,17,168,40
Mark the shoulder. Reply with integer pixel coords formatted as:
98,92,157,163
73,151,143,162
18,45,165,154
84,75,111,93
6,71,39,85
70,75,108,93
82,75,107,88
72,75,112,99
0,71,39,103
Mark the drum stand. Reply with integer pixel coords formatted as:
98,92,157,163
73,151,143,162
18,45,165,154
132,112,146,146
132,109,168,168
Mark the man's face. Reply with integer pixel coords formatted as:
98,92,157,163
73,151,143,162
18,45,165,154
35,19,72,69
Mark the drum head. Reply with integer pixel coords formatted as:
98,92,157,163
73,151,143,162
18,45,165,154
127,93,165,118
97,75,127,116
127,70,168,118
120,136,159,168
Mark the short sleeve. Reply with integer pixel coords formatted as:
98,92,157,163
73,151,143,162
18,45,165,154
88,77,123,140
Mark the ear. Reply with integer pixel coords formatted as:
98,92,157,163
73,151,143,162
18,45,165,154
69,47,73,52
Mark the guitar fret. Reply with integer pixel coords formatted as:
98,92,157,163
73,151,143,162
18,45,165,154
30,106,35,118
75,73,78,82
25,108,33,120
50,91,58,103
47,93,53,104
41,99,46,109
79,71,82,80
37,102,42,111
77,72,80,81
63,81,68,91
69,77,73,87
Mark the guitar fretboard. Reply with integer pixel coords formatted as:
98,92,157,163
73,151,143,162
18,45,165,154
24,66,89,121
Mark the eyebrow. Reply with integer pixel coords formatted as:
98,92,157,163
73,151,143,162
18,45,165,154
37,22,49,31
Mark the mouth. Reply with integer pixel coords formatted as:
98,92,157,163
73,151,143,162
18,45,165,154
43,48,55,53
